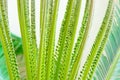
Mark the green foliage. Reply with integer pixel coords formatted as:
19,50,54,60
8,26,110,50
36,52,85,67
17,0,37,79
54,0,82,79
68,0,93,79
0,0,20,79
0,34,23,80
78,0,113,79
93,1,120,80
0,0,120,80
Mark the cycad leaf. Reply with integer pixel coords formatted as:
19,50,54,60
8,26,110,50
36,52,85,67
0,34,23,80
110,52,120,80
78,0,113,79
38,0,48,79
54,0,75,79
0,0,20,79
17,0,37,79
38,0,59,80
68,0,93,79
93,1,120,80
54,0,82,79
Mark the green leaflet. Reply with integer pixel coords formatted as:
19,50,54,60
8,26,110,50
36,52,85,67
38,0,59,80
30,0,38,74
45,1,55,79
93,1,120,80
106,49,120,80
68,0,93,80
54,0,74,79
0,46,9,80
11,35,23,55
110,53,120,80
54,0,82,79
45,0,59,80
38,0,47,80
87,12,113,80
59,0,82,80
78,0,113,79
0,34,23,80
93,27,120,80
17,0,37,79
109,2,120,80
30,0,38,79
0,0,20,79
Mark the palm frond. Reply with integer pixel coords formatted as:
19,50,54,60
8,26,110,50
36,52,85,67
93,1,120,80
38,0,59,80
54,0,82,79
0,0,20,79
110,51,120,80
0,34,23,80
17,0,37,79
0,0,120,80
68,0,93,80
38,0,47,79
54,0,75,79
78,0,114,79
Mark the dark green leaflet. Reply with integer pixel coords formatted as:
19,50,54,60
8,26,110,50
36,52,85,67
11,34,23,55
78,0,113,79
